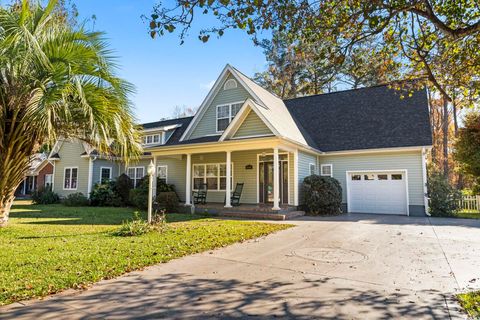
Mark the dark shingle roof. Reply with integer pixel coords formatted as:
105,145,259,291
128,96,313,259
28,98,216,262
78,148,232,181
284,84,432,152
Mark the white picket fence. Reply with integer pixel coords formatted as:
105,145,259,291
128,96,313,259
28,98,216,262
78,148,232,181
458,195,480,212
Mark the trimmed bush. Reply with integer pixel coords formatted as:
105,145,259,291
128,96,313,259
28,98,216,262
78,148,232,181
302,175,342,215
31,186,60,205
155,191,179,213
428,171,461,217
129,177,148,210
63,192,89,207
115,174,132,205
90,181,123,207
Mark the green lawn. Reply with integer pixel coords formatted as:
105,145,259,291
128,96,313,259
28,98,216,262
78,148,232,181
458,291,480,318
455,210,480,220
0,202,291,306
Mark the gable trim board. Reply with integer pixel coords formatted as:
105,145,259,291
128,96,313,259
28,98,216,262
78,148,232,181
220,99,277,141
180,65,265,141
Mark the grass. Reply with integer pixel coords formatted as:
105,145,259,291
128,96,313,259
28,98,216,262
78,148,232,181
457,291,480,318
0,202,291,306
455,210,480,220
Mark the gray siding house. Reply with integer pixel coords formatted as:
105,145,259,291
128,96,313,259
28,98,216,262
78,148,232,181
48,64,432,216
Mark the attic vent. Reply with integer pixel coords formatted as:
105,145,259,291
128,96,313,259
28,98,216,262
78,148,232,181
224,79,237,90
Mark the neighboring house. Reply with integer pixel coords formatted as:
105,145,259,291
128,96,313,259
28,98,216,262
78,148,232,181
15,153,54,197
48,64,432,216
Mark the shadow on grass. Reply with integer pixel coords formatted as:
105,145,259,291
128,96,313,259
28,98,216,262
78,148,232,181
10,204,212,226
1,273,452,319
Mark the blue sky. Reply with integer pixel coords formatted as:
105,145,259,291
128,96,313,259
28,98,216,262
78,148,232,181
73,1,267,123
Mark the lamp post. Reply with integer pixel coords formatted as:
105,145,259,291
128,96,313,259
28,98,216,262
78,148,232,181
147,160,155,224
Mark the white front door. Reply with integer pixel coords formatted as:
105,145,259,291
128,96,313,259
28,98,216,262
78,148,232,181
44,174,53,188
348,171,407,215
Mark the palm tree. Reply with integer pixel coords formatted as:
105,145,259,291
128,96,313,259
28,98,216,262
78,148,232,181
0,0,142,226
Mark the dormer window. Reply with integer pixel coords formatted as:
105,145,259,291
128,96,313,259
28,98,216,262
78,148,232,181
216,102,243,132
223,79,237,90
143,133,163,145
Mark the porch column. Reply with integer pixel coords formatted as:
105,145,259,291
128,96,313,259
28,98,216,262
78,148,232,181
185,153,192,206
152,155,157,197
225,151,232,208
272,147,281,210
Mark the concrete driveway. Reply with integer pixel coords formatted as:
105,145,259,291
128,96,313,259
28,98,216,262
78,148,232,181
2,214,480,319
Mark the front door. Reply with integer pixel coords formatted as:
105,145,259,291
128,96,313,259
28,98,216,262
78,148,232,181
259,159,288,205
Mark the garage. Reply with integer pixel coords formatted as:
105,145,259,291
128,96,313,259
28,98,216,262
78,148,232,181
347,171,408,215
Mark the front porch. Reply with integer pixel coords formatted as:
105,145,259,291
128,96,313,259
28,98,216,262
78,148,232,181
150,139,303,211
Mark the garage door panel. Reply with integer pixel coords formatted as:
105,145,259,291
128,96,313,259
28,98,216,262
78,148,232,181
348,172,407,215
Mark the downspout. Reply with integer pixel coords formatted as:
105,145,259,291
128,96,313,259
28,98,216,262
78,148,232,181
422,147,430,216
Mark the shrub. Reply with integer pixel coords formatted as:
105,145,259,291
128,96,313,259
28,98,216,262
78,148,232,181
63,192,89,207
31,186,60,204
129,177,148,210
157,179,176,193
155,191,179,213
115,174,132,205
114,212,151,236
90,181,123,207
302,175,342,215
428,171,461,217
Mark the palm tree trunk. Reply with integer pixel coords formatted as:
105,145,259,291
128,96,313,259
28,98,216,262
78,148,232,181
0,192,15,227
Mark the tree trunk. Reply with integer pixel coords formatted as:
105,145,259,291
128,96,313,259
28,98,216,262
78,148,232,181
442,95,449,178
0,193,15,227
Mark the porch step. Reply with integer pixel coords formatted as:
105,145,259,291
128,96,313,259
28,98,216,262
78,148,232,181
218,210,305,221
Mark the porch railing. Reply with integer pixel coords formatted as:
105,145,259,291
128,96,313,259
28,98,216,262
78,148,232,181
458,195,480,213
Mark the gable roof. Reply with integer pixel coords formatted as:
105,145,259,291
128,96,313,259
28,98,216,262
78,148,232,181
284,84,432,152
179,64,307,145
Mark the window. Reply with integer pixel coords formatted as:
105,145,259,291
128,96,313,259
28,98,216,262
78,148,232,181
223,79,237,90
100,167,112,183
364,174,375,181
193,163,233,191
391,174,403,180
64,167,78,190
377,174,388,180
321,164,333,177
44,174,53,188
142,133,163,145
309,163,316,175
127,167,144,188
351,174,361,181
216,102,244,132
157,165,168,183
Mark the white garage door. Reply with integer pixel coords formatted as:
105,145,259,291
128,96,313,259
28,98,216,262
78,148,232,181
348,172,407,215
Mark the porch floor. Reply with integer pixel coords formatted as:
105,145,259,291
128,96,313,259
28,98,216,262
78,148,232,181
191,203,305,221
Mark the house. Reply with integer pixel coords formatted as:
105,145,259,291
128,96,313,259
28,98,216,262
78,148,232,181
15,153,54,197
48,64,432,216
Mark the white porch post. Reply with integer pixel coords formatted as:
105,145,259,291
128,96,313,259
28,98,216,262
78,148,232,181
152,155,157,197
225,151,232,208
185,153,192,206
273,147,280,210
293,150,299,206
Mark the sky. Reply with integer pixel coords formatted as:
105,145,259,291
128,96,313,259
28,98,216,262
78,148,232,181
72,1,267,123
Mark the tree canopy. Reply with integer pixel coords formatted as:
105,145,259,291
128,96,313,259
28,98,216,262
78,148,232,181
149,0,480,102
0,0,142,225
454,111,480,192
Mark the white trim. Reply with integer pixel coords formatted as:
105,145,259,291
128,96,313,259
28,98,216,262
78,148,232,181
126,166,145,188
192,162,234,192
87,158,94,195
293,150,299,206
320,164,333,177
186,154,192,205
345,169,409,216
287,152,291,205
225,151,232,208
272,147,280,210
157,165,168,183
99,166,113,182
219,100,279,141
309,163,317,176
180,64,265,141
215,100,245,133
142,124,181,133
421,148,430,216
223,78,237,90
63,167,79,190
51,161,56,191
322,146,432,156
